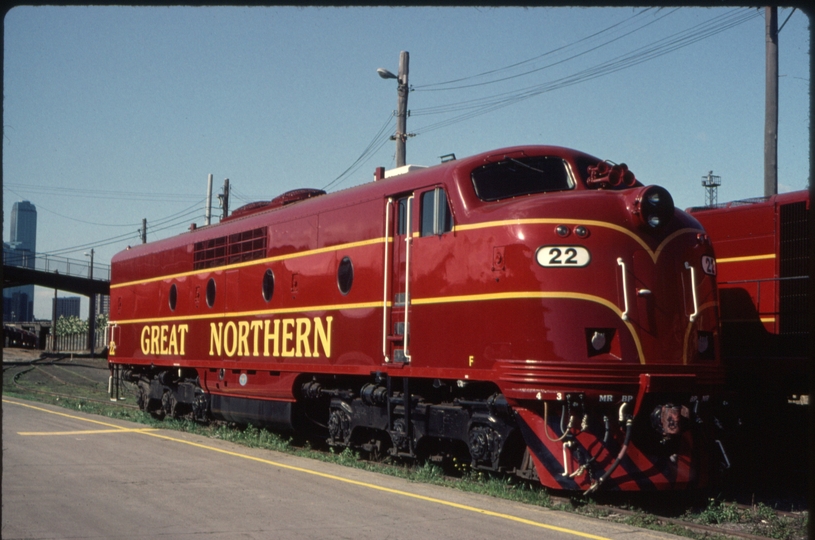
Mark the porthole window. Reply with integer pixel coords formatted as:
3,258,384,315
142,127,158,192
206,278,217,307
337,256,354,295
262,269,275,302
169,284,178,311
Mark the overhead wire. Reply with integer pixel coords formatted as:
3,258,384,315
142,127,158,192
413,7,667,92
412,8,755,116
3,181,201,202
322,112,396,192
325,8,761,190
4,187,139,228
410,8,761,135
41,198,207,257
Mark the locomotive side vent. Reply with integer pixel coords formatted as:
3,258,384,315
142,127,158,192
193,227,268,270
778,201,809,337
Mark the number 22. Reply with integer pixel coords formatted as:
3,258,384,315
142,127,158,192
549,247,578,265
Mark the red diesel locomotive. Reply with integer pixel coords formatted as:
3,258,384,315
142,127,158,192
688,190,810,398
108,145,729,493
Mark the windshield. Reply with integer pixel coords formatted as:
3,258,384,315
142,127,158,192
471,156,574,201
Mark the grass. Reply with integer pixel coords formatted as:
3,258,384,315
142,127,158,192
687,499,808,540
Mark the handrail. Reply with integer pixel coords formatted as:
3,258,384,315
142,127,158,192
718,275,809,285
403,195,414,363
684,262,699,322
3,251,111,281
617,257,630,321
382,198,392,361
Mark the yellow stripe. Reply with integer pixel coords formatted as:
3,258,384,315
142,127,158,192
760,317,776,323
4,398,610,540
454,219,701,263
114,300,385,326
111,237,386,290
113,221,701,291
717,253,775,264
18,428,158,436
111,290,645,364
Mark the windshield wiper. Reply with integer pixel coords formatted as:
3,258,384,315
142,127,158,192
506,158,544,174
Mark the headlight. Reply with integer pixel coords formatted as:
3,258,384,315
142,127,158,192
633,185,674,229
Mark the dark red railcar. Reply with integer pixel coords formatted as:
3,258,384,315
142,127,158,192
688,190,811,396
108,145,731,493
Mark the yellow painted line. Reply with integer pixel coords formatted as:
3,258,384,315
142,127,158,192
18,428,158,436
717,253,775,264
3,398,610,540
760,317,776,324
110,291,644,364
111,237,386,290
113,300,385,326
454,218,702,264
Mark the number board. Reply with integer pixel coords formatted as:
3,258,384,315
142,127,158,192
701,255,717,276
536,246,591,267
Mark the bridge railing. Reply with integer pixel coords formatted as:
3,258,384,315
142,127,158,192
3,252,111,282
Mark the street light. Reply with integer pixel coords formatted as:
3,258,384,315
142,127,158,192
377,51,410,167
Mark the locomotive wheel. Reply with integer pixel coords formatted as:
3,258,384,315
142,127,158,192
327,408,351,445
161,391,178,419
390,418,409,452
136,386,147,411
469,425,501,467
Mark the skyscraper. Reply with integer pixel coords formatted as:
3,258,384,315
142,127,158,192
4,200,37,322
10,201,37,254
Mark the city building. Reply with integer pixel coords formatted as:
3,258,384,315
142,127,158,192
4,201,37,322
95,294,110,317
10,200,37,253
3,201,37,322
53,297,81,319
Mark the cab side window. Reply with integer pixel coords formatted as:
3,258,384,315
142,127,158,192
396,197,409,236
420,187,453,237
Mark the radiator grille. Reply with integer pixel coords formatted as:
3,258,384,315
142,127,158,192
194,227,267,270
778,201,809,336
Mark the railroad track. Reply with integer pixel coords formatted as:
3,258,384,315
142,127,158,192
4,354,140,410
4,350,806,540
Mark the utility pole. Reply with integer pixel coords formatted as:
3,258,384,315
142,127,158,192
378,51,411,167
764,6,778,196
51,273,58,352
218,178,230,220
140,218,147,244
205,173,213,226
395,51,410,168
86,248,95,358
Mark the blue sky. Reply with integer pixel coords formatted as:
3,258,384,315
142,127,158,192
3,6,811,319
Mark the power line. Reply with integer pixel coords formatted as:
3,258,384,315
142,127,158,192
414,8,665,92
42,198,207,257
322,112,396,192
410,8,761,135
3,181,202,202
412,8,755,117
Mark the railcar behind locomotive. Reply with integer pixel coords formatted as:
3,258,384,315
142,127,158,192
687,190,810,397
108,145,730,493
